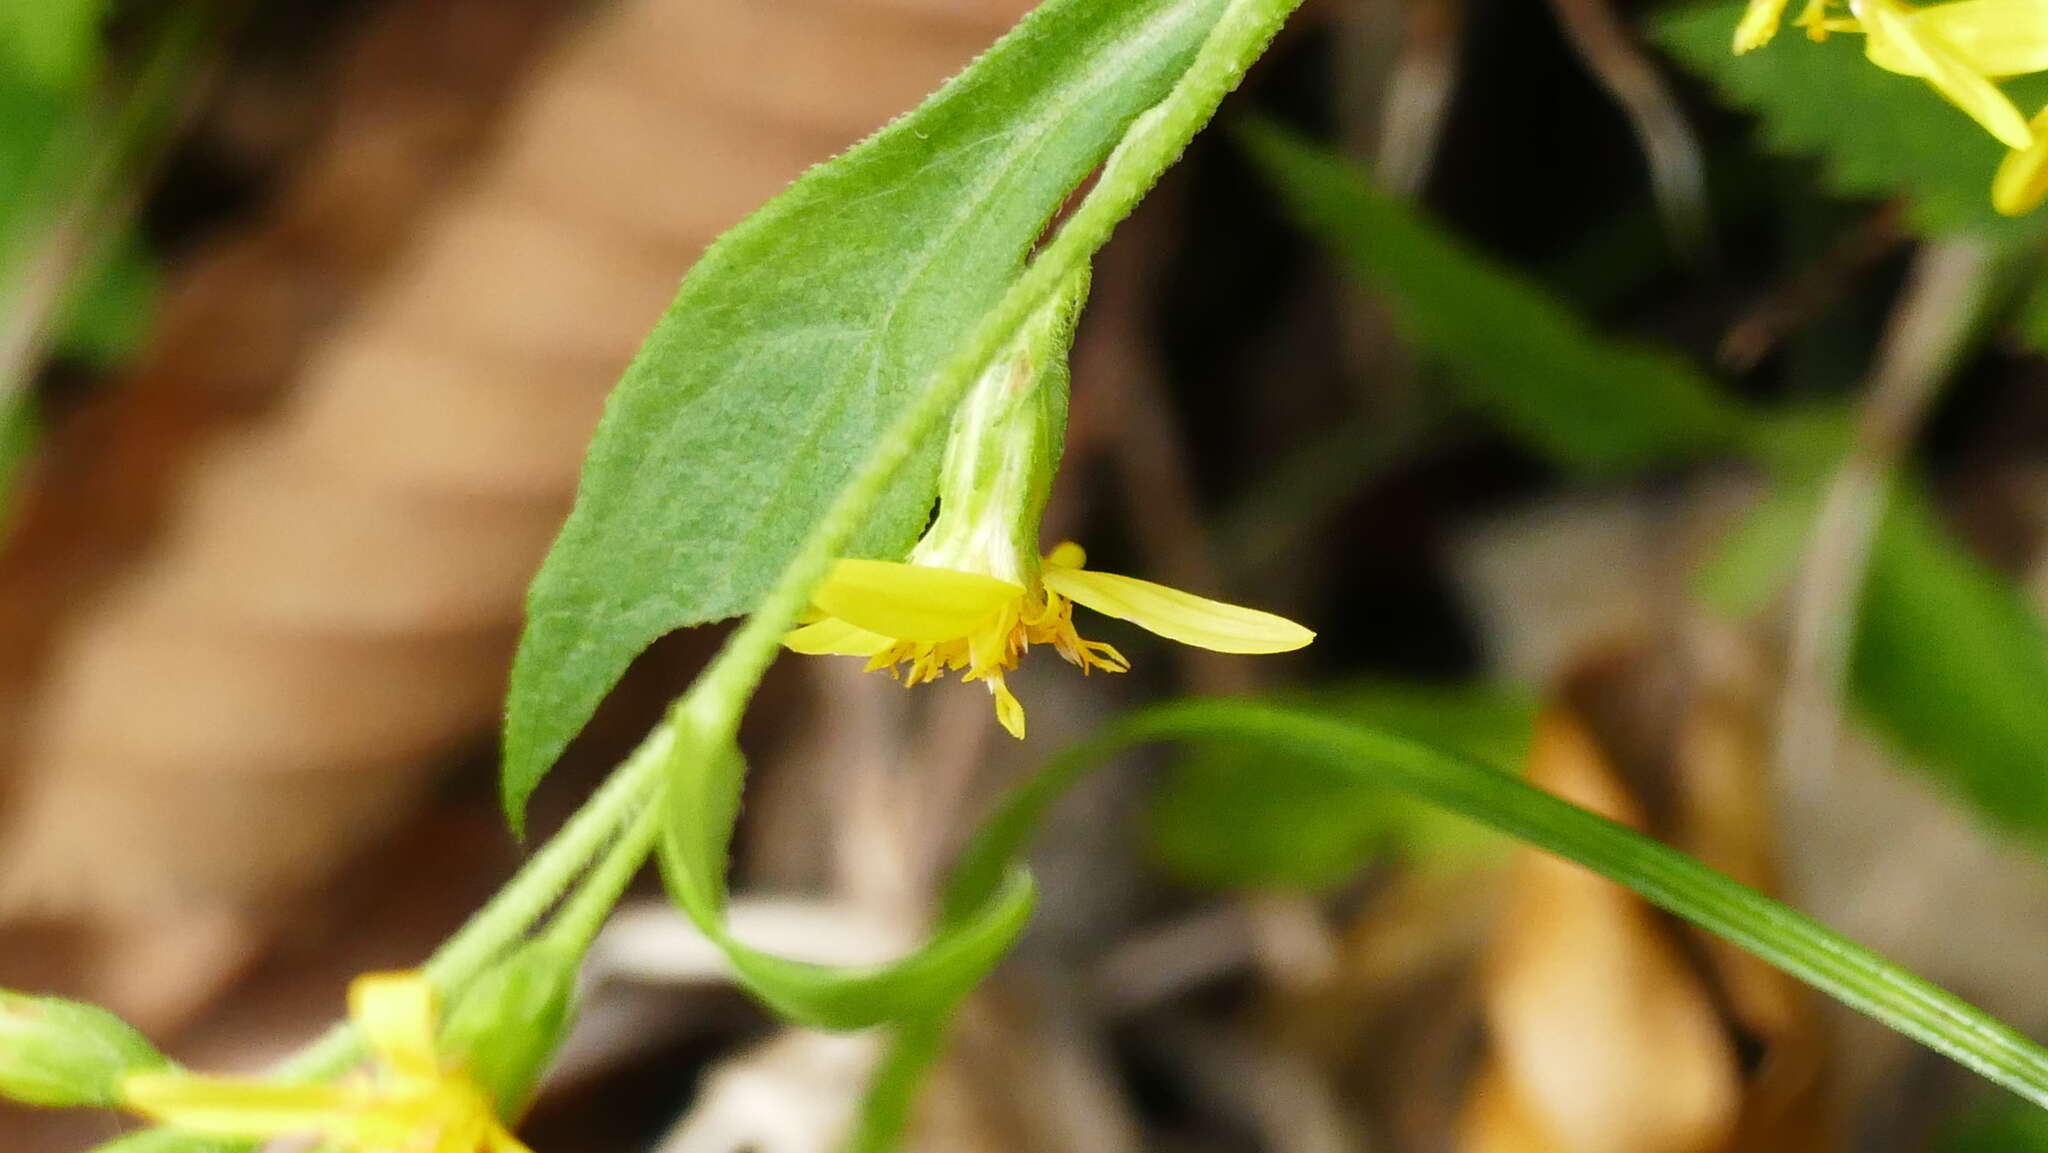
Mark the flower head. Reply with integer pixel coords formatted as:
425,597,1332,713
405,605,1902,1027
785,541,1313,738
1731,0,2048,211
122,972,530,1153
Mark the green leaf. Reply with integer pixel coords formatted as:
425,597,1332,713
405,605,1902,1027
0,0,106,91
655,720,1037,1032
1694,479,1822,617
1148,681,1533,889
1243,123,1760,471
1654,1,2048,240
1941,1098,2048,1152
0,65,160,377
504,0,1233,824
56,234,157,365
0,989,167,1108
1704,479,2048,840
1023,701,2048,1112
1854,493,2048,839
1,389,32,525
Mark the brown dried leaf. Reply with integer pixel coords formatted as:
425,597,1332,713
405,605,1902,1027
1461,707,1741,1153
1673,628,1834,1151
0,0,1028,1026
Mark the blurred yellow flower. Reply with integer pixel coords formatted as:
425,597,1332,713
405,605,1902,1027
122,972,529,1153
1995,105,2048,212
1732,0,2048,211
785,541,1313,739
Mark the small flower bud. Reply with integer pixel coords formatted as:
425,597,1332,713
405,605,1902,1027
0,990,168,1107
438,941,580,1118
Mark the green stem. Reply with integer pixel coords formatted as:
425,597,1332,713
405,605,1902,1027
546,787,666,956
273,724,675,1081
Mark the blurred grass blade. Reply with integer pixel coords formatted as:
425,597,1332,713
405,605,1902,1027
949,701,2048,1112
1855,493,2048,838
1699,481,2048,841
504,0,1237,825
0,388,32,528
1250,120,2048,849
1242,121,1759,471
1655,0,2048,240
1148,680,1533,889
0,8,208,439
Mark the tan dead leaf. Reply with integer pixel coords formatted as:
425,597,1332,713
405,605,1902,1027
1461,707,1741,1153
0,0,1029,1026
1673,626,1834,1151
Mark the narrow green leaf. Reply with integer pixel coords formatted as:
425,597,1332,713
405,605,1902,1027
1694,480,1822,617
1654,2,2048,240
0,990,167,1108
654,721,1036,1032
713,871,1035,1031
1148,681,1532,889
55,234,157,366
1243,123,1759,471
1,390,32,526
1856,493,2048,839
976,701,2048,1113
504,0,1233,824
1701,480,2048,841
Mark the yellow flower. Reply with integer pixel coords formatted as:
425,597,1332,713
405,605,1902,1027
122,972,530,1153
785,541,1314,739
1856,0,2036,149
1732,0,2048,211
1995,104,2048,213
1734,0,1796,51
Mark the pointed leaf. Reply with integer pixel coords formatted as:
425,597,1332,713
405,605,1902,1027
504,0,1233,825
1244,124,1760,471
1656,1,2048,239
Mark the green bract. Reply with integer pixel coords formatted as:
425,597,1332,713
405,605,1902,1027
438,940,581,1118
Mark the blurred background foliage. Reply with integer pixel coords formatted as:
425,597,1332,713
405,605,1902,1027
6,0,2048,1151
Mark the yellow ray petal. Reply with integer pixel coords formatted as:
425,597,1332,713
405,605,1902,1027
988,673,1027,739
1995,105,2048,213
1865,0,2048,76
1734,0,1791,50
783,617,896,656
1861,1,2034,149
349,971,441,1079
810,559,1022,643
486,1122,540,1153
1041,566,1315,655
121,1075,366,1137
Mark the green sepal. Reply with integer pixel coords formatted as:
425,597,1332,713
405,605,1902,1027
910,267,1090,584
437,940,580,1118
